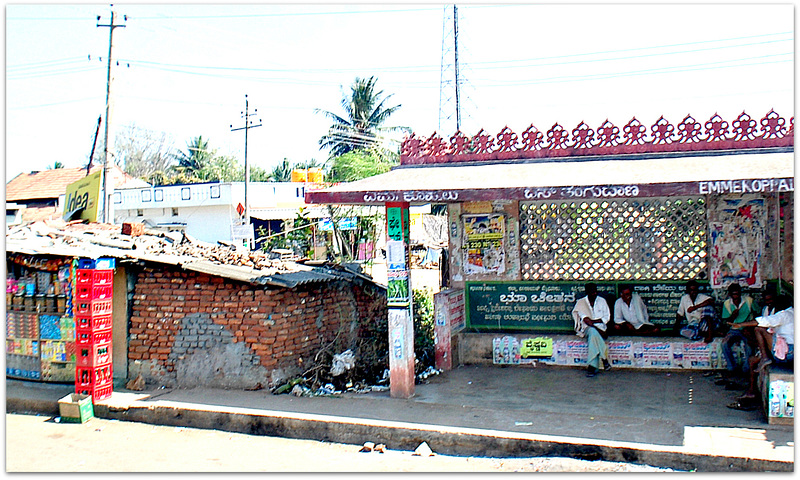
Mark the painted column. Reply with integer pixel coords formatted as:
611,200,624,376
385,202,415,398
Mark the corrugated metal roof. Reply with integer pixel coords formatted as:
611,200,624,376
6,221,384,290
307,149,794,205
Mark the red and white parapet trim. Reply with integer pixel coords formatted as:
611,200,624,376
401,110,794,165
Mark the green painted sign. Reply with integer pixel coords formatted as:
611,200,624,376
466,281,710,332
387,208,403,240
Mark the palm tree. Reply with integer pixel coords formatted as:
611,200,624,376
171,136,214,178
269,159,292,182
315,76,407,158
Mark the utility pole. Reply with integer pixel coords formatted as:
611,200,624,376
97,5,126,224
230,94,262,249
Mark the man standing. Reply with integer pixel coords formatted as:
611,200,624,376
612,285,660,335
674,280,715,342
572,283,611,377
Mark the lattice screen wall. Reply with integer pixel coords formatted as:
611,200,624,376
519,197,707,281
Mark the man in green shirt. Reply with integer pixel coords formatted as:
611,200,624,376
719,283,756,387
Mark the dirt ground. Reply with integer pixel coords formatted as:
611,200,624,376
6,413,677,472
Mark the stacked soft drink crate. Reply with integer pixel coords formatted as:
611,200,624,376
74,258,114,401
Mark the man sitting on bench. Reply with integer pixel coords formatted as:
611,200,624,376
572,283,611,377
674,280,716,342
730,295,794,411
611,285,660,335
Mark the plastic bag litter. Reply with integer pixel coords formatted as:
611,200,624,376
330,349,355,376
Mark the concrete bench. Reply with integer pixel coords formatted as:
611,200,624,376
457,332,727,370
758,363,794,425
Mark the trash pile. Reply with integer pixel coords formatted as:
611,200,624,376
416,366,441,383
271,349,389,397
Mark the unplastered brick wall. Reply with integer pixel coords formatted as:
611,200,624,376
128,265,387,389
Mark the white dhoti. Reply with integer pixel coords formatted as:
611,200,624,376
585,327,608,369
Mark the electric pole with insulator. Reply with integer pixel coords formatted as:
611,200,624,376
97,5,126,223
230,94,262,249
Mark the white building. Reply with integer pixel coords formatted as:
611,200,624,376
113,182,328,247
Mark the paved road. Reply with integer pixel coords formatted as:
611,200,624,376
6,413,677,472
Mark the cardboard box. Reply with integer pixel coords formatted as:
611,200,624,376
58,393,94,423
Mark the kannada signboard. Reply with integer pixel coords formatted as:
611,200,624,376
62,170,102,222
466,281,710,332
631,281,712,328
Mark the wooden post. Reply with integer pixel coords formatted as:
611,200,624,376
385,202,415,398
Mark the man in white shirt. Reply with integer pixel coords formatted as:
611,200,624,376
734,295,794,408
612,285,660,335
674,280,715,342
572,283,611,377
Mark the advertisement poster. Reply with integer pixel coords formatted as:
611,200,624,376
565,340,588,365
642,342,673,368
682,342,711,369
709,195,765,288
520,337,553,359
62,170,102,222
386,240,410,307
492,336,521,365
607,341,633,367
463,214,506,274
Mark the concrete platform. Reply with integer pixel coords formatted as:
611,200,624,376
6,364,794,472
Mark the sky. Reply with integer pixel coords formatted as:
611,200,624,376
4,3,795,182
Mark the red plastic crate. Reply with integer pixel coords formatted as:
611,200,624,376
75,364,113,388
76,343,112,368
75,299,112,316
76,284,113,301
75,314,112,333
76,328,112,347
76,269,113,287
76,383,113,402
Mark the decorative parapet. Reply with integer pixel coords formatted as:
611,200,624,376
401,110,794,165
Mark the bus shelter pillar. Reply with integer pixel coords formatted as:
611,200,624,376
385,202,415,398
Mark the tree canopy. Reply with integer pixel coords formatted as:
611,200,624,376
316,76,407,159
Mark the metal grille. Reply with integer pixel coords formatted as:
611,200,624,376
520,197,707,281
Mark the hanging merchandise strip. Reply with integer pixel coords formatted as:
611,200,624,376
9,254,72,272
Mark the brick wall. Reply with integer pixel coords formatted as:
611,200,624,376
128,265,387,389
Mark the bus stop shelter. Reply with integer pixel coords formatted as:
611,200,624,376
306,110,794,399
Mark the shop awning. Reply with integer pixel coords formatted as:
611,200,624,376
306,149,794,205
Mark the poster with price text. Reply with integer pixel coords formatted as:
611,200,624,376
463,214,506,274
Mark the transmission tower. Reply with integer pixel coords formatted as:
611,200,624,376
438,5,469,137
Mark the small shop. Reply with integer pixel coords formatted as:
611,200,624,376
6,253,78,382
307,109,794,409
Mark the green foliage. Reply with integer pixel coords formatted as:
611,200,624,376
200,155,244,182
256,223,287,252
250,165,271,182
171,136,214,177
269,159,292,182
413,288,436,373
285,207,315,258
326,148,397,183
